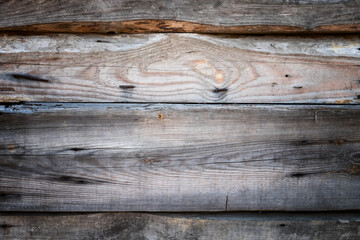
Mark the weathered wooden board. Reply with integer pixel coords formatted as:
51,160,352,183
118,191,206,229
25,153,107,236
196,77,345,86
1,103,359,211
0,34,359,103
1,212,359,239
0,0,360,34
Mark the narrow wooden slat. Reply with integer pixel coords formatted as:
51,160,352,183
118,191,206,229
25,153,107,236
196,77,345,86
0,34,359,103
0,0,360,34
0,212,359,240
0,103,359,211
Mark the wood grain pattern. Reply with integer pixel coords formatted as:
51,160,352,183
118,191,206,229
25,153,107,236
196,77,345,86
1,103,360,211
1,34,359,103
0,0,360,34
1,212,360,239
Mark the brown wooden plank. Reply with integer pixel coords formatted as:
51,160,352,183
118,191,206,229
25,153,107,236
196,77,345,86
0,103,359,211
0,34,359,103
1,212,359,239
0,0,360,34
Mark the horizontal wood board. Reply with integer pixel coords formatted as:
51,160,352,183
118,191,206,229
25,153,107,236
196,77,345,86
0,103,359,211
1,212,360,239
0,0,360,34
0,34,359,103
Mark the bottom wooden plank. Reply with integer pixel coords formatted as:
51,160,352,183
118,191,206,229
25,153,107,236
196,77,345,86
0,103,360,211
0,212,359,240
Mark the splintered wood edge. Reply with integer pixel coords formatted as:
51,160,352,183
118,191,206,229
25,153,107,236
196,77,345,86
1,20,360,34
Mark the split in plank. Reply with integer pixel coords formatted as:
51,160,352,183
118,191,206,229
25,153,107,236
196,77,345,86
0,0,360,34
0,103,360,211
0,34,359,103
1,212,360,239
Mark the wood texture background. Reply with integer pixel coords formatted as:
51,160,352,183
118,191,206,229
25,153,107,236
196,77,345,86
1,34,359,103
1,0,360,34
1,103,359,211
1,1,360,238
1,212,360,240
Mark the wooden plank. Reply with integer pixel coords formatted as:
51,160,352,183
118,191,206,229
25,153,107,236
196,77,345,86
0,34,359,104
0,103,359,211
0,1,360,34
1,212,359,240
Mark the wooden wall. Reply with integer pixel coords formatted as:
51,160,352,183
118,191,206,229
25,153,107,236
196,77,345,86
0,0,360,239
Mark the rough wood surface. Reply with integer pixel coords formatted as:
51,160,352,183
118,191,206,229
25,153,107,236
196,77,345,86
1,103,359,211
0,34,359,103
1,212,359,240
0,0,360,34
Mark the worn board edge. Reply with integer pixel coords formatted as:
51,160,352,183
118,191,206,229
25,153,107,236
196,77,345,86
1,21,360,34
2,102,360,113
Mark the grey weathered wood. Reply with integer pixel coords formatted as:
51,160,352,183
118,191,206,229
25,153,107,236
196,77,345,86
0,34,359,104
0,0,360,34
0,212,360,240
0,103,360,211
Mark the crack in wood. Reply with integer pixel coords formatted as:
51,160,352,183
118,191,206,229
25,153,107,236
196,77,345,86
10,73,50,83
225,194,229,212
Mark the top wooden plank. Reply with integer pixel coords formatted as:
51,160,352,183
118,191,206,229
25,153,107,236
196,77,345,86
0,0,360,34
